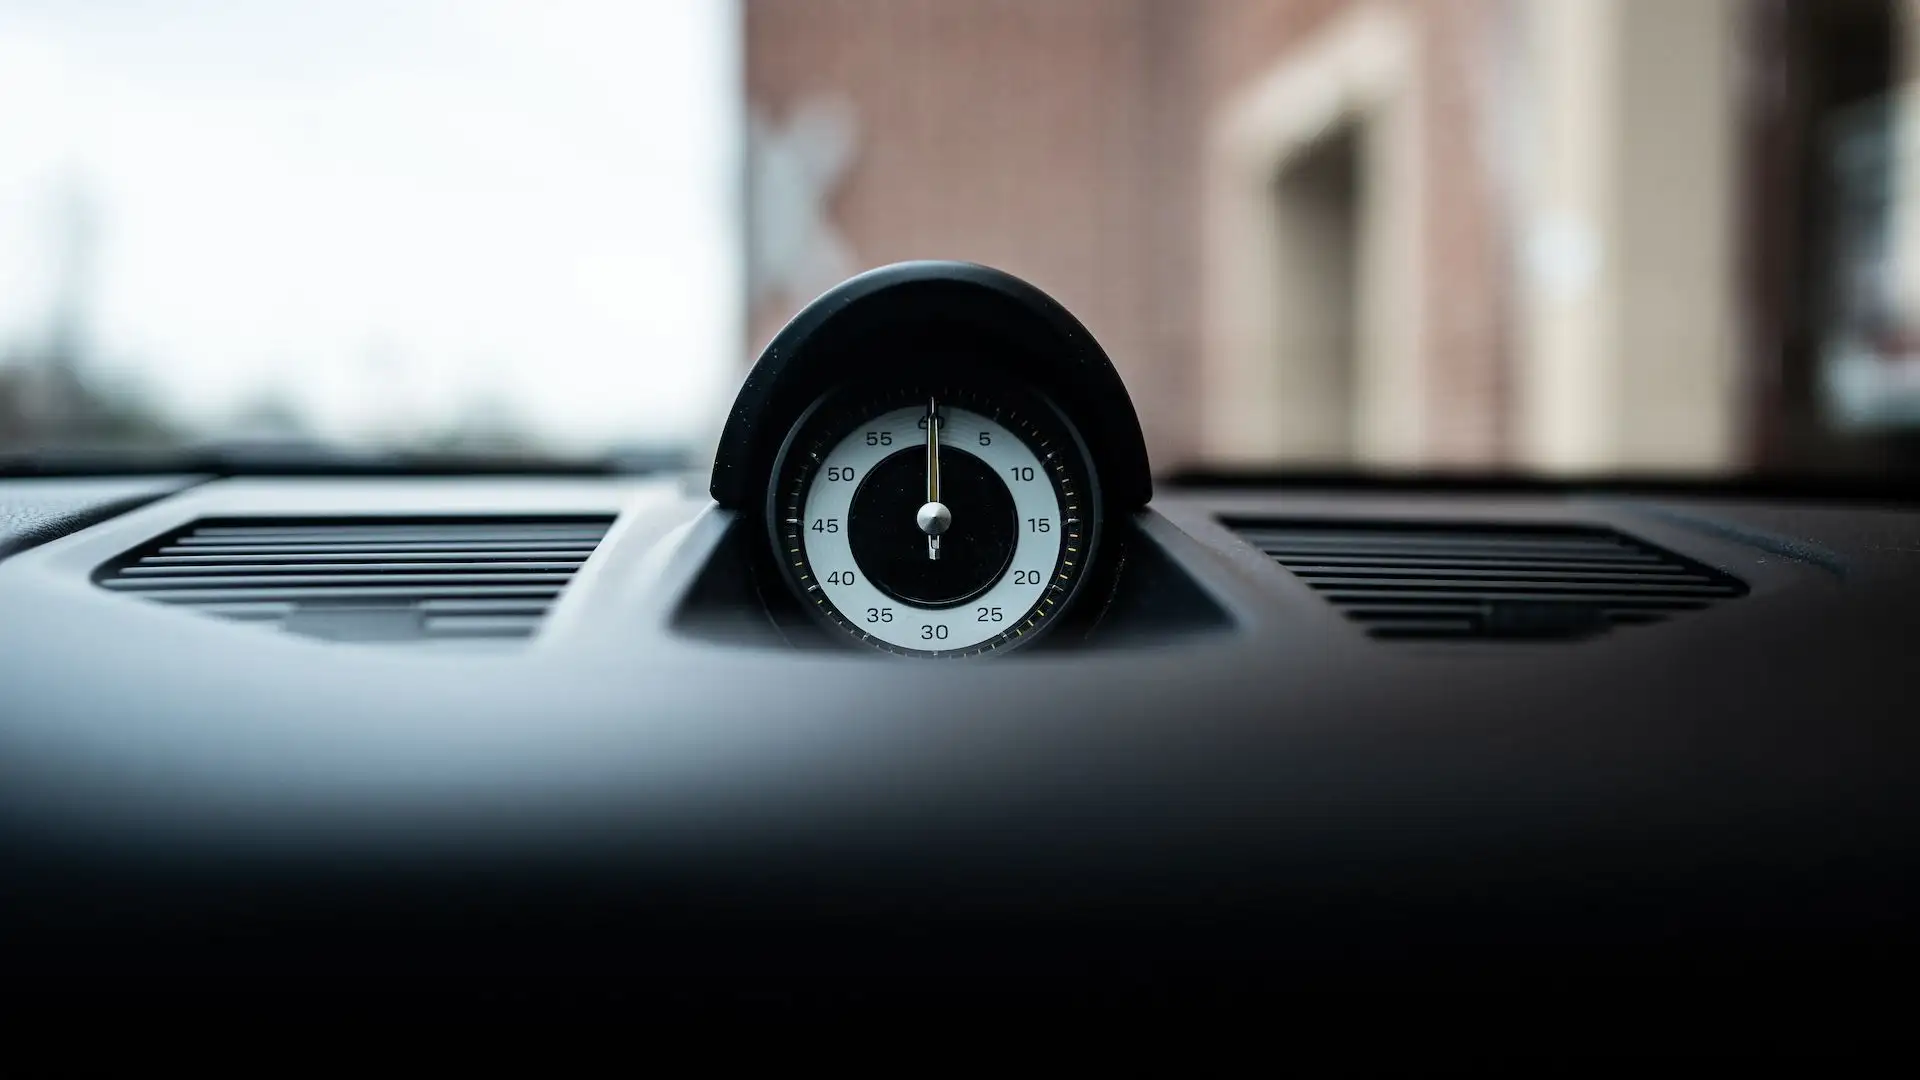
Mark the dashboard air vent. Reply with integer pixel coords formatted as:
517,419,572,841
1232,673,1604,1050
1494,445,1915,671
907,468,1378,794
95,516,614,643
1227,519,1747,641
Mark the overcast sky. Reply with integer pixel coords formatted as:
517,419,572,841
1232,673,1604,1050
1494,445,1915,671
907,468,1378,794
0,0,741,452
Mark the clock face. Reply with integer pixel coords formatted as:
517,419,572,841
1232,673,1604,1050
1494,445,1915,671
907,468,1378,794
768,383,1099,657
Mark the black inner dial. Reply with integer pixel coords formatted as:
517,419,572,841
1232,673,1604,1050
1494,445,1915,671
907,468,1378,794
848,446,1017,607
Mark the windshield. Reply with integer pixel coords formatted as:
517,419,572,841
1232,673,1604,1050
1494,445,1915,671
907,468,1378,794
2,0,1914,478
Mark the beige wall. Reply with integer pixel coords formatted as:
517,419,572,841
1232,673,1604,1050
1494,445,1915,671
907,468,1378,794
1199,3,1425,466
1514,0,1739,471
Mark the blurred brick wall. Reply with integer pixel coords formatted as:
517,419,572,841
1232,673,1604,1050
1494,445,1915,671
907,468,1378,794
1418,0,1512,465
745,0,1512,470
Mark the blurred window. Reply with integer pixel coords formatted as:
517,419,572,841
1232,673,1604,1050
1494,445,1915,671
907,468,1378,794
0,0,739,457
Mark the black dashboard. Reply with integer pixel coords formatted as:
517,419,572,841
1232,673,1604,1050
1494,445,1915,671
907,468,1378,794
3,264,1918,1009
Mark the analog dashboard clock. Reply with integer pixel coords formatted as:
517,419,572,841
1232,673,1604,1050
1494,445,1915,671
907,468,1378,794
711,261,1152,657
769,383,1099,655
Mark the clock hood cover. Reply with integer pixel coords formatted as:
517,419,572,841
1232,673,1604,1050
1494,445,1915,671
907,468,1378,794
709,261,1153,514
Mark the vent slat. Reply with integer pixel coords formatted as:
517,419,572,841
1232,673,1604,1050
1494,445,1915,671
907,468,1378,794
174,533,603,546
1251,542,1651,560
1263,550,1665,565
1302,579,1739,596
96,516,612,644
1230,519,1745,642
104,573,576,590
119,563,584,577
1338,603,1490,617
1325,592,1713,609
1339,596,1714,611
1288,566,1722,585
125,585,566,603
1262,554,1679,570
1361,619,1482,637
186,525,608,539
160,542,602,555
1369,625,1492,640
1237,532,1639,551
140,551,594,564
